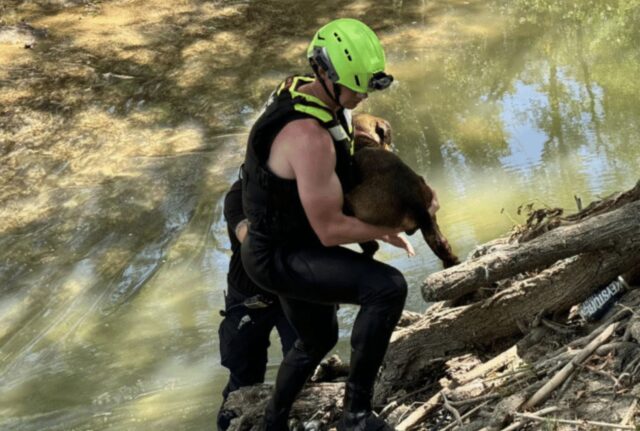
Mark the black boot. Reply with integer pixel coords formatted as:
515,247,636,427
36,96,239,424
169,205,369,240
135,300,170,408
260,400,290,431
337,411,394,431
217,408,237,431
343,382,372,412
338,383,394,431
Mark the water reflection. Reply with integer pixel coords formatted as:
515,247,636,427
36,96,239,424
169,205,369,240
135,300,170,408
1,0,639,429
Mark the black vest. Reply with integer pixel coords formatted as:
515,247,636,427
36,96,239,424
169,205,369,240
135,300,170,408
241,75,355,246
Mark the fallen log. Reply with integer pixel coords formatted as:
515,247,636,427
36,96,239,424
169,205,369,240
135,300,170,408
377,181,640,404
392,291,640,430
225,383,344,431
518,179,640,242
376,241,640,403
422,200,640,302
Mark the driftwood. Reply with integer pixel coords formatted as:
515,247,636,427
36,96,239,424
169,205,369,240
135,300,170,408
423,196,640,302
376,243,640,402
225,383,344,431
521,322,620,410
517,179,640,241
376,181,640,403
385,290,640,430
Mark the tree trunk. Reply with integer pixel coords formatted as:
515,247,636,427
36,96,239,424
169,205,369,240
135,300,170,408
422,200,640,302
376,241,640,404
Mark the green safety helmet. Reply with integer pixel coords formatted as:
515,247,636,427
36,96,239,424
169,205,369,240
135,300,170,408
307,18,393,94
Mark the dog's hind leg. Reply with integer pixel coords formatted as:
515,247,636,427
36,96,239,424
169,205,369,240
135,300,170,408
420,217,460,268
416,181,460,268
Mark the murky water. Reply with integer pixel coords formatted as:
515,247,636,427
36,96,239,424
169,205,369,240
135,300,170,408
1,0,639,429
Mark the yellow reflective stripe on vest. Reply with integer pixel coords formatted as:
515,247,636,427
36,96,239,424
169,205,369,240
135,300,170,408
276,75,313,96
289,77,330,110
293,103,333,123
276,81,288,96
279,76,333,123
284,75,354,154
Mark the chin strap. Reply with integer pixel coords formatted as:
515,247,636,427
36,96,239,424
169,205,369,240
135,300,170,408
311,62,343,109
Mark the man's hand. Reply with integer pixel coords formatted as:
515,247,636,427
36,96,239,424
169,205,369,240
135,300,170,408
235,219,249,243
380,233,415,257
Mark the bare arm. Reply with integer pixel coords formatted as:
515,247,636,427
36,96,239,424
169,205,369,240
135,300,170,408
234,219,249,243
270,119,406,247
224,180,250,243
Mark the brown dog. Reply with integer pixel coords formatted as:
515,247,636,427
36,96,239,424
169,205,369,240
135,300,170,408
348,113,460,268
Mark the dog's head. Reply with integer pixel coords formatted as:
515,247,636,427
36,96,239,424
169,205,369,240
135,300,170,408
353,113,392,152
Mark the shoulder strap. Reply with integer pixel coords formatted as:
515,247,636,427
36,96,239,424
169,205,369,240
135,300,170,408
283,76,356,155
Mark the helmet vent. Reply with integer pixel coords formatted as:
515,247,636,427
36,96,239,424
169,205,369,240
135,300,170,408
333,32,342,42
354,75,361,87
344,49,352,61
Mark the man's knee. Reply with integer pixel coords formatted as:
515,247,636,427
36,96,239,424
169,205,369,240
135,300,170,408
365,266,407,306
389,269,408,302
294,326,338,362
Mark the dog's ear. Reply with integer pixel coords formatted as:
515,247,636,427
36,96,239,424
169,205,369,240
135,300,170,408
353,113,393,151
375,119,392,151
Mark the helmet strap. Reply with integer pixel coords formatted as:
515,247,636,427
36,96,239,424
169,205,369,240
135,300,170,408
332,82,343,108
311,61,343,110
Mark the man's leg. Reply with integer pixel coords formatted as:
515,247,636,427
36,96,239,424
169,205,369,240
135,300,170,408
217,292,281,430
262,299,338,431
274,308,297,355
265,245,407,429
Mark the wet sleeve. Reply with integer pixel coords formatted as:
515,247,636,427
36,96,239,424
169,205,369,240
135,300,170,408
223,180,246,233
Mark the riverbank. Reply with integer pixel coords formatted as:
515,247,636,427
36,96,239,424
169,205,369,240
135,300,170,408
2,1,640,430
224,183,640,430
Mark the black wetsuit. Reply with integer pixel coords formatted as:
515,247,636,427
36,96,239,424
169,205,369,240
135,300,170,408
240,76,407,430
217,180,296,431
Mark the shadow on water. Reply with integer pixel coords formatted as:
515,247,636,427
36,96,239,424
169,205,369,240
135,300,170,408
1,0,640,429
0,1,465,428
